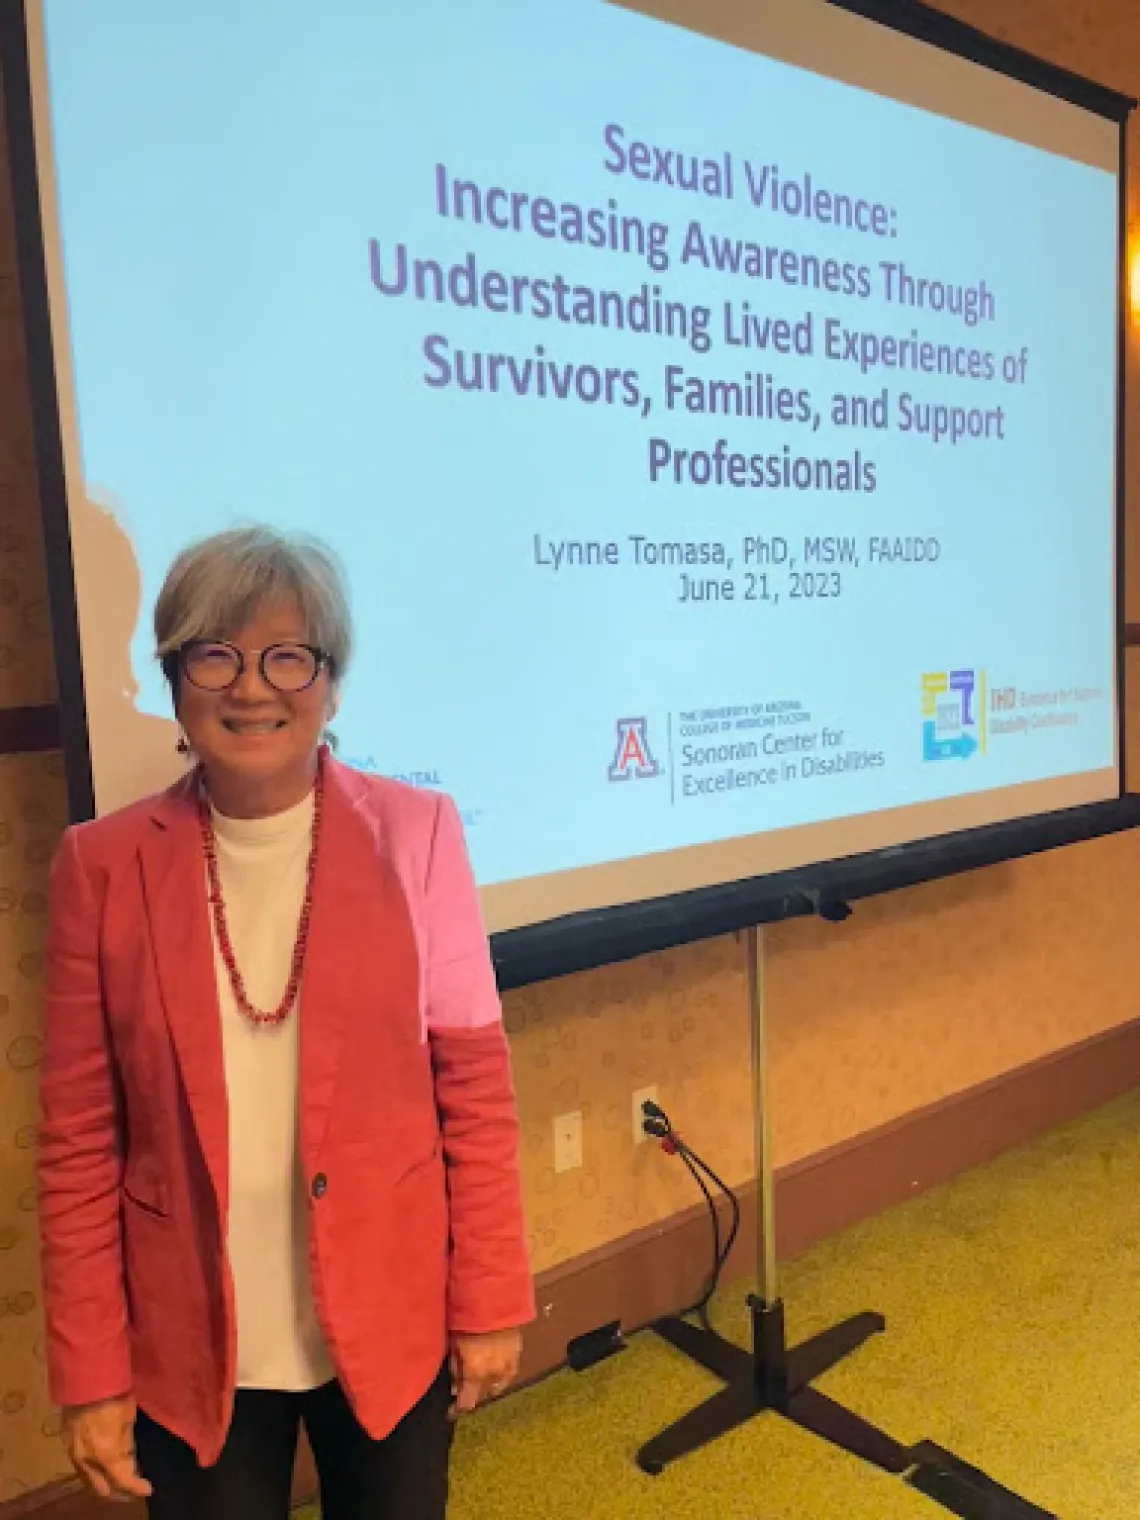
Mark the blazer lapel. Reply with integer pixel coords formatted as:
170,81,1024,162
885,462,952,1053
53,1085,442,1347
300,757,398,1169
138,757,403,1204
139,777,230,1216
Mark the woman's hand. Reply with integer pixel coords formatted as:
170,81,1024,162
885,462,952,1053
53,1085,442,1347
449,1327,523,1416
61,1395,152,1502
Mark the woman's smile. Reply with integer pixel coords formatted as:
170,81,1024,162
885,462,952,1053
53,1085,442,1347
220,716,289,736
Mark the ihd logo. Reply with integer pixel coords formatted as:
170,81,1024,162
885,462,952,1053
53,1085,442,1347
921,670,985,761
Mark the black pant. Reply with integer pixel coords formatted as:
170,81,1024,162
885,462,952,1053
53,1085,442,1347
135,1365,454,1520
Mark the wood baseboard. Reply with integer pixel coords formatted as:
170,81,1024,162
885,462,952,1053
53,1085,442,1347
0,1484,81,1520
9,1016,1140,1519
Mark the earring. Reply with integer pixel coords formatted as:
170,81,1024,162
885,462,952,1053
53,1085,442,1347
176,730,190,756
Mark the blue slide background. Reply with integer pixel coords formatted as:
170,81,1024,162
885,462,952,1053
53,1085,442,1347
40,0,1119,886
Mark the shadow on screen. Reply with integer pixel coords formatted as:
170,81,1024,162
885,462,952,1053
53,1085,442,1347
74,490,188,811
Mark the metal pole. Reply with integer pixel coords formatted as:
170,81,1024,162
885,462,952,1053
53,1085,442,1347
747,923,778,1306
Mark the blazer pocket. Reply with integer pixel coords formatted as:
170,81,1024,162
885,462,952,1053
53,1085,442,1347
122,1177,170,1220
393,1138,443,1189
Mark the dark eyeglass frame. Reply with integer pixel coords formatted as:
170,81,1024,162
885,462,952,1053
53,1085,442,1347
170,639,334,694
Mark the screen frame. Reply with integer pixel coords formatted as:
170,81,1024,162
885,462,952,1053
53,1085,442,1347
1,0,93,824
829,0,1134,123
1,0,1136,989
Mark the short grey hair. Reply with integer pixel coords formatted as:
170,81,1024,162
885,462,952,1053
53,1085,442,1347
155,525,353,689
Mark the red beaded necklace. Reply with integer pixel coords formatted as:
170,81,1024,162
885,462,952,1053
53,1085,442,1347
197,757,325,1028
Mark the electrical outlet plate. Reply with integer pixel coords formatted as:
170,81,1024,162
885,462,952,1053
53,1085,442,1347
553,1110,583,1172
632,1086,659,1144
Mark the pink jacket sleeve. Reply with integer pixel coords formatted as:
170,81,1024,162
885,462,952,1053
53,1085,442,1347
423,796,535,1334
37,828,133,1408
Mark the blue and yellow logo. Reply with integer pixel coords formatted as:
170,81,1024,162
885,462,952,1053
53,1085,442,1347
922,670,986,761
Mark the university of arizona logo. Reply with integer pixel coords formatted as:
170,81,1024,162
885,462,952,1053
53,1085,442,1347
608,718,660,781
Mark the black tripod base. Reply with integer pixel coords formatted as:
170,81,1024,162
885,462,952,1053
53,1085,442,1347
637,1297,910,1477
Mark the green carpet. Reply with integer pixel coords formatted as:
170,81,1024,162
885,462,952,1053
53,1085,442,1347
306,1091,1140,1517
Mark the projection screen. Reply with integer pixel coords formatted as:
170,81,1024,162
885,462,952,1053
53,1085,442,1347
2,0,1134,979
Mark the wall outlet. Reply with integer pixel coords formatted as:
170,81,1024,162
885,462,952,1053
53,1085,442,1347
632,1086,659,1145
553,1110,583,1173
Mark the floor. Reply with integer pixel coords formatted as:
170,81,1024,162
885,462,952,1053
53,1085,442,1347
304,1089,1140,1517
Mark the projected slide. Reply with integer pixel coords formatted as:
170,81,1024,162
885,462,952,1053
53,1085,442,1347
35,0,1120,922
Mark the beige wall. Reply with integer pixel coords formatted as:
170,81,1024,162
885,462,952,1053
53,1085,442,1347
2,0,1140,1500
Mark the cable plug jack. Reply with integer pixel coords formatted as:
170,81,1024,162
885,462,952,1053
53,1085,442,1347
642,1111,671,1142
642,1102,681,1155
638,1100,742,1332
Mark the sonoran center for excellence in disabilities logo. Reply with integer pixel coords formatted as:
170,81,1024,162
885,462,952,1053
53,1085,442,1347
921,669,987,762
608,718,661,781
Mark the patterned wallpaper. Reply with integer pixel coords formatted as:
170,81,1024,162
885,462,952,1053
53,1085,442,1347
507,935,755,1270
0,51,69,1495
2,0,1140,1501
0,756,67,1504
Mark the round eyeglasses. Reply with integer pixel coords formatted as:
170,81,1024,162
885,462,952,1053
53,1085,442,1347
178,640,331,694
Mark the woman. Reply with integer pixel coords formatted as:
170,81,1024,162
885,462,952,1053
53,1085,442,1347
38,526,533,1519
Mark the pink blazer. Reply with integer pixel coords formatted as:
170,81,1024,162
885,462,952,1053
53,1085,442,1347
38,755,534,1465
